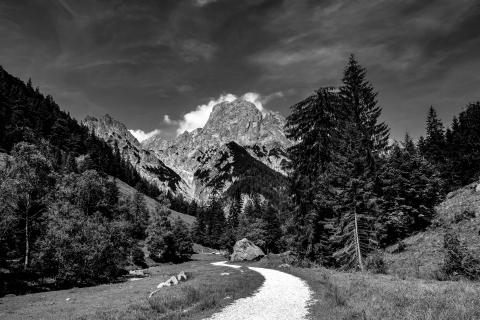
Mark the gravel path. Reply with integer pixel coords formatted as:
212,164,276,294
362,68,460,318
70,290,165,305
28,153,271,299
206,261,312,320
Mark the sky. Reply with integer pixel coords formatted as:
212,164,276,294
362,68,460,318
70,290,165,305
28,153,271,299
1,0,480,141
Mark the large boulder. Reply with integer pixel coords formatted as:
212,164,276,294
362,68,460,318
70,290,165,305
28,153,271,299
230,238,265,262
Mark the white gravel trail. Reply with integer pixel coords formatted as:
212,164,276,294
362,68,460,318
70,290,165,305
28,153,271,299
206,261,312,320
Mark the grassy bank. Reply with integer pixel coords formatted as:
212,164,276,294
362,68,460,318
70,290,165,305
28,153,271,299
255,257,480,320
0,255,263,320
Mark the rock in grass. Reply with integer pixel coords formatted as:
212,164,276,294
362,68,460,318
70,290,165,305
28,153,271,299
177,271,187,281
230,238,265,262
157,276,179,288
129,269,145,277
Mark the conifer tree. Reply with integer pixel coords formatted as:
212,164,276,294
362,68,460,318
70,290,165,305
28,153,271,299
378,135,443,245
129,191,149,239
423,106,445,164
224,197,241,250
332,55,390,271
284,87,342,262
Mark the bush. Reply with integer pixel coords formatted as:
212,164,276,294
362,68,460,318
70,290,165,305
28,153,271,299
442,229,480,280
365,252,387,274
453,210,476,223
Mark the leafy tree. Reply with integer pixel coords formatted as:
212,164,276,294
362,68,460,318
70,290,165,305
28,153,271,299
171,217,193,261
146,207,192,262
36,203,132,285
146,207,175,262
1,142,54,270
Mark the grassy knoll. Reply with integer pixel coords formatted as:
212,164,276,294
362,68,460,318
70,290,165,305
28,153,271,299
0,255,263,320
255,257,480,320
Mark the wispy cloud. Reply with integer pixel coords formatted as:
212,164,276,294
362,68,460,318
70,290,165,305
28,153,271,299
129,129,161,142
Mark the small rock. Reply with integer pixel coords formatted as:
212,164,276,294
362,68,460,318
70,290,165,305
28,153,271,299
66,298,71,301
177,271,187,281
157,276,179,288
129,269,144,277
278,263,291,268
221,272,230,276
129,277,142,281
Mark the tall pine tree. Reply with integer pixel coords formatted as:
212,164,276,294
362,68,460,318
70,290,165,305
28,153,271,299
331,55,390,271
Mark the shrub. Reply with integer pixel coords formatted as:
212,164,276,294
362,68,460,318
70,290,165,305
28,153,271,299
365,252,387,274
442,228,480,280
453,210,476,223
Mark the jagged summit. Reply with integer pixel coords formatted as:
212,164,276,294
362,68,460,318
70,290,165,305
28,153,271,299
143,98,291,150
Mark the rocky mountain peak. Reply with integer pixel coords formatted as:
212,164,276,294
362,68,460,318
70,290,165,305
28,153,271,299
84,114,140,147
206,98,262,129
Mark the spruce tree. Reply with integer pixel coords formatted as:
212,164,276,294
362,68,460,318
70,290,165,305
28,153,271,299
284,87,343,262
378,135,443,246
332,55,390,271
423,106,445,164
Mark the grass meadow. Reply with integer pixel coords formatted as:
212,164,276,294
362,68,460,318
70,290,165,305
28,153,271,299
0,254,264,320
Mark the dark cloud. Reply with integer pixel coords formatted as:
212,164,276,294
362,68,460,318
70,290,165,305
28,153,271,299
0,0,479,139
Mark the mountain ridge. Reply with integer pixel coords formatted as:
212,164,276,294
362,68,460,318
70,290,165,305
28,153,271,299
84,98,292,202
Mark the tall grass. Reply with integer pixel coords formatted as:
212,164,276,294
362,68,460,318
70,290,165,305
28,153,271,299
284,266,480,320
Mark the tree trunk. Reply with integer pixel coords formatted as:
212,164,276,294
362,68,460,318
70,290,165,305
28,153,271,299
24,214,29,271
353,204,364,271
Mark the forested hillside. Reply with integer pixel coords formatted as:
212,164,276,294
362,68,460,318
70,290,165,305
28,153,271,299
0,66,159,197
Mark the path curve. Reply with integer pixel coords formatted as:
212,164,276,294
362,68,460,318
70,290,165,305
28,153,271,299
206,261,312,320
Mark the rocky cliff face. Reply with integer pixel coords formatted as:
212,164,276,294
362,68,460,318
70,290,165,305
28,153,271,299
83,115,189,196
141,98,291,202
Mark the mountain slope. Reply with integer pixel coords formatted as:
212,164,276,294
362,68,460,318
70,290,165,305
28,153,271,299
0,66,158,197
193,141,288,202
113,177,195,226
385,180,480,278
84,115,189,196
